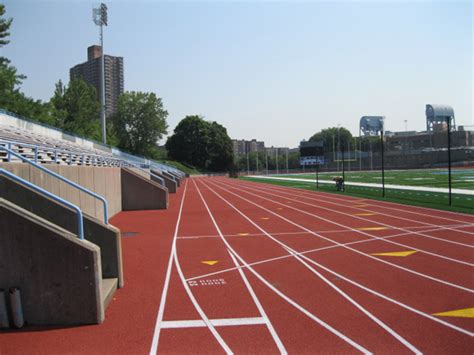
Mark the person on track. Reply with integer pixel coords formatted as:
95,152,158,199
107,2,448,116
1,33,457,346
333,176,344,191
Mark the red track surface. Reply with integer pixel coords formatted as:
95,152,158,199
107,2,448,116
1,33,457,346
1,177,473,354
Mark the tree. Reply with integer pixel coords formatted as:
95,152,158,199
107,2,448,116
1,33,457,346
0,4,12,47
309,127,353,153
49,78,101,139
113,91,168,156
166,115,234,171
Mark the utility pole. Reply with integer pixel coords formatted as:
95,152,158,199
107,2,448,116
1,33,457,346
286,149,289,174
276,148,279,174
93,3,108,144
265,149,268,174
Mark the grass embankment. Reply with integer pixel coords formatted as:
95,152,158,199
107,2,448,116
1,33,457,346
159,160,201,175
242,175,474,215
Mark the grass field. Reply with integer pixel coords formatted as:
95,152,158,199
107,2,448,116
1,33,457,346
243,170,474,214
274,168,474,190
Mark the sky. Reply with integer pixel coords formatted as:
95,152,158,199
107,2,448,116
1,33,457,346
1,0,473,148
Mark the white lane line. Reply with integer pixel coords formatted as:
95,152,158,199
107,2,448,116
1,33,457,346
246,177,474,225
192,179,287,354
240,180,474,243
207,179,473,293
150,181,189,355
200,179,422,354
149,181,232,355
223,180,474,266
194,179,370,354
161,317,266,329
186,224,462,282
204,179,474,337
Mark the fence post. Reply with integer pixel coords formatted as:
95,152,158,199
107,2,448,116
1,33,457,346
381,130,385,197
447,117,452,206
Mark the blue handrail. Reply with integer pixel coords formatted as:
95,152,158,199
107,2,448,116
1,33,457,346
0,168,85,240
0,146,109,224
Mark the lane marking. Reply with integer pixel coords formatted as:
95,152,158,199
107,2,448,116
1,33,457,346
432,307,474,318
200,179,421,354
149,182,232,355
231,181,474,265
188,278,227,287
238,233,249,236
371,251,418,257
193,179,287,354
211,179,474,337
187,225,465,283
212,179,474,292
260,217,270,220
201,260,219,266
354,213,376,217
161,317,266,329
358,227,389,231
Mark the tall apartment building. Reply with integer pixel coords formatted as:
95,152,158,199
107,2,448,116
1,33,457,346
70,45,124,117
232,139,265,156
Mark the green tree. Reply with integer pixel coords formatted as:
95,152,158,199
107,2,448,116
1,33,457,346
0,4,12,47
207,121,233,171
166,115,234,171
309,127,353,153
113,91,168,156
50,78,101,139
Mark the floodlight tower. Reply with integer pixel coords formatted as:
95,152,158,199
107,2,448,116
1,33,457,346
93,3,108,144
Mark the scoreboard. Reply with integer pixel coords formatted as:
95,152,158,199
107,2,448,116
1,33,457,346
299,141,325,166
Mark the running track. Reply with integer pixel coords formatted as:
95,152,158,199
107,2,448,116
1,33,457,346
1,177,473,354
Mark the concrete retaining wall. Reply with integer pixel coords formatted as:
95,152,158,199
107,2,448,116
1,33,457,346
0,163,122,219
0,175,124,288
0,199,104,325
121,168,169,210
151,169,177,193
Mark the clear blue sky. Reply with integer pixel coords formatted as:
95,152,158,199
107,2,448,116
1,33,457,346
2,0,472,147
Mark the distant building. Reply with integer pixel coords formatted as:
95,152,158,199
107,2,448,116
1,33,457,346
70,45,124,117
232,139,265,156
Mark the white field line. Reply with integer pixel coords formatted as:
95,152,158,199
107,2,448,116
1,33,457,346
200,179,474,337
193,179,372,354
191,179,286,354
247,176,474,222
161,317,266,329
149,181,232,355
242,178,474,238
224,180,474,265
176,224,470,240
206,179,473,293
253,175,474,195
198,179,423,354
186,224,466,283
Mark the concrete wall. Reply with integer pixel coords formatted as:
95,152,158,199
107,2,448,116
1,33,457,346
121,168,169,210
0,175,124,288
151,169,177,193
0,163,122,220
0,199,104,325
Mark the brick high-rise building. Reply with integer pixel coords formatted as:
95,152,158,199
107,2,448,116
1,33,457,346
70,45,124,117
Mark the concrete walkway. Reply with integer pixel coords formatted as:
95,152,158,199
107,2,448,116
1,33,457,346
250,175,474,196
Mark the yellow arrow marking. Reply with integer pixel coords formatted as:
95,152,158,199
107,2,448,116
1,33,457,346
432,307,474,318
371,250,418,257
201,260,219,266
354,213,376,216
261,217,270,220
277,208,283,210
358,227,388,231
237,233,249,236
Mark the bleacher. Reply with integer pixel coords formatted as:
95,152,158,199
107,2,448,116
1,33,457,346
0,109,185,328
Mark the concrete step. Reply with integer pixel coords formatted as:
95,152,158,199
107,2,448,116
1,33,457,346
101,278,118,310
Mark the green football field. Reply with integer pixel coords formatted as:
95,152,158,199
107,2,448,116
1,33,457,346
243,168,474,214
274,168,474,190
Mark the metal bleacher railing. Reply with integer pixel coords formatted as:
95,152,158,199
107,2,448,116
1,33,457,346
0,146,109,224
0,168,85,240
0,108,185,177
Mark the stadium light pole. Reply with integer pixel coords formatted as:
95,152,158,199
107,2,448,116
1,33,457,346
286,149,289,174
447,116,452,206
276,148,279,174
265,149,268,175
93,3,108,144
